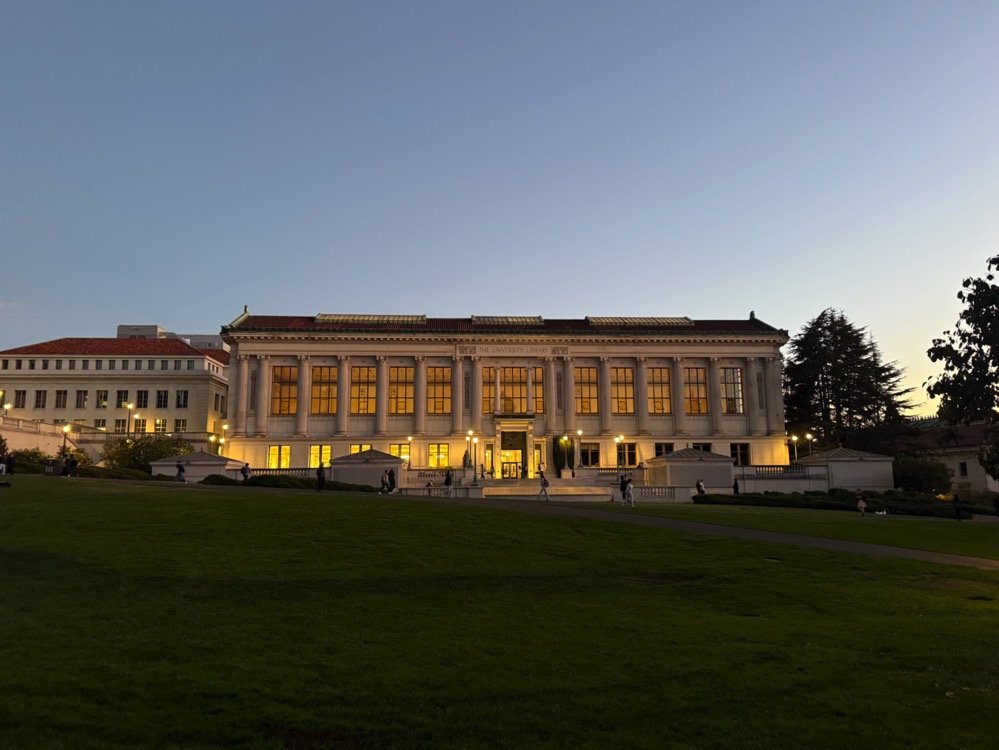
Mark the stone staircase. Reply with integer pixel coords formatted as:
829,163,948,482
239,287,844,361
480,478,615,502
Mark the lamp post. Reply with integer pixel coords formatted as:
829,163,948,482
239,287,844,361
472,436,479,485
805,432,814,456
133,413,140,437
614,436,622,469
124,402,134,436
561,435,569,477
209,435,216,453
407,435,413,465
219,437,226,456
61,424,70,456
790,435,799,461
3,402,9,418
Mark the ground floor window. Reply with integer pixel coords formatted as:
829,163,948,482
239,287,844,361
428,443,449,468
134,419,147,434
349,443,372,454
268,445,291,469
692,442,712,453
730,443,750,466
174,419,187,433
309,445,332,468
580,443,599,467
114,419,127,433
389,443,411,462
654,443,674,457
616,442,637,467
94,419,106,430
154,419,167,433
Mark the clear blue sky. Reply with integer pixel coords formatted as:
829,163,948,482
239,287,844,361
3,1,998,414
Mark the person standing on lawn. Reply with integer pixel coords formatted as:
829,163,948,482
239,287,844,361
316,462,326,492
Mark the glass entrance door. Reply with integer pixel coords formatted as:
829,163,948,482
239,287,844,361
501,450,523,478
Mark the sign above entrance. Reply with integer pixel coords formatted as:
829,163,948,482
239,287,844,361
457,345,570,357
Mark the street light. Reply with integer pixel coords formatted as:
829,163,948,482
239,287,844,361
3,402,9,418
472,437,479,485
790,435,799,461
805,432,814,455
576,429,583,470
133,412,140,437
209,435,216,453
219,436,226,455
61,424,70,456
124,402,134,436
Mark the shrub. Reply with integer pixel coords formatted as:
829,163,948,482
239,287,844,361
694,491,968,518
201,474,240,486
76,465,153,481
893,455,953,493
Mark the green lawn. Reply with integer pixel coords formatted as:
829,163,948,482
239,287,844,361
2,476,998,749
584,501,999,560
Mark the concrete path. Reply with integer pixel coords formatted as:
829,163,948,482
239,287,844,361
409,495,999,572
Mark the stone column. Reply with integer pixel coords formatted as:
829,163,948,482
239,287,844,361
764,357,783,435
526,365,534,414
471,357,483,433
451,356,464,435
233,354,249,437
375,356,388,436
544,357,557,435
708,357,723,435
254,355,270,437
562,357,575,433
634,357,649,436
295,355,310,437
599,357,612,435
745,358,764,435
413,356,426,436
671,357,686,435
336,356,350,436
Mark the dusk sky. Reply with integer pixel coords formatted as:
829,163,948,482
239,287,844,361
3,1,998,414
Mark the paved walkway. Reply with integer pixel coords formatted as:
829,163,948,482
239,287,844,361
410,495,999,572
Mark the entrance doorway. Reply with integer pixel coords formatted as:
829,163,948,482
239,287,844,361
500,431,527,479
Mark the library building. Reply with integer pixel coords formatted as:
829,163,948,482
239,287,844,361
221,310,790,478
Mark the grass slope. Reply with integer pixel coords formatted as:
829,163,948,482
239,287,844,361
1,477,997,749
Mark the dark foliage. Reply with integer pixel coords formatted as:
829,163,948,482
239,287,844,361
694,489,973,518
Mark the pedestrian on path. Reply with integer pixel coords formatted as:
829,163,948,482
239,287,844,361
316,462,326,492
538,471,550,501
623,477,635,507
857,496,867,517
444,469,454,498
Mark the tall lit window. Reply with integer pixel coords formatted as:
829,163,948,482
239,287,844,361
427,367,451,414
428,443,450,468
154,418,167,433
113,419,127,433
271,366,298,415
482,367,495,413
34,391,47,408
96,390,108,409
611,367,634,414
309,445,332,468
311,367,337,415
389,443,411,461
156,390,169,408
684,367,708,414
136,390,149,409
389,366,414,414
500,367,527,413
268,445,291,469
648,368,671,414
134,418,147,433
721,368,744,414
574,367,598,414
94,419,106,430
351,366,376,414
532,367,544,413
115,390,129,408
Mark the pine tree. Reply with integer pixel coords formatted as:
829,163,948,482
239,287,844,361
785,309,912,448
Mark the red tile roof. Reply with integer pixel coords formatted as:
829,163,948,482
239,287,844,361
1,338,216,357
223,315,786,337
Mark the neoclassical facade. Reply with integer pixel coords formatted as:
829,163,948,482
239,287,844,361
222,311,790,476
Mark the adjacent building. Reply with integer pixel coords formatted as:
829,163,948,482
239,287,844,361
221,310,790,475
0,337,229,459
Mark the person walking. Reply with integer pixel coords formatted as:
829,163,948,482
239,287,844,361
316,462,326,492
695,478,705,495
857,496,867,517
388,468,397,494
538,470,550,501
240,463,251,481
380,470,390,494
623,477,635,507
444,469,454,498
619,474,628,503
174,461,186,483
